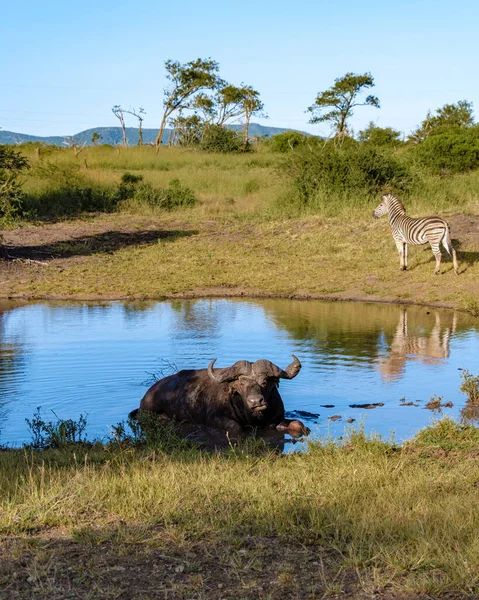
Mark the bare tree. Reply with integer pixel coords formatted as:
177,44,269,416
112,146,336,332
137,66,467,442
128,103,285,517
124,107,146,146
112,105,128,147
63,136,87,158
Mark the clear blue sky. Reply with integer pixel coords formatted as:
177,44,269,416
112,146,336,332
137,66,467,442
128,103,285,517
2,0,478,138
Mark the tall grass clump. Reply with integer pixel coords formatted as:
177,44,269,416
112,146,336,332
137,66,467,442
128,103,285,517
275,139,413,216
21,162,117,219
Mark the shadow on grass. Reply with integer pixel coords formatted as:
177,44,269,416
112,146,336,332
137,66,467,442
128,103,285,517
0,529,348,600
457,249,479,268
2,228,198,262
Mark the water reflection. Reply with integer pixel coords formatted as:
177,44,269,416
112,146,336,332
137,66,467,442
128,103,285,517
378,309,457,381
0,299,477,447
0,301,27,438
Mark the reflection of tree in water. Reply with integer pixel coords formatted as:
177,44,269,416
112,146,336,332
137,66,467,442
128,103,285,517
169,300,239,338
460,402,479,425
259,300,472,377
121,301,158,322
261,300,404,366
378,309,457,381
0,302,26,440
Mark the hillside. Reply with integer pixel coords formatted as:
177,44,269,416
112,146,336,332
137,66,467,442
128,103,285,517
0,124,308,147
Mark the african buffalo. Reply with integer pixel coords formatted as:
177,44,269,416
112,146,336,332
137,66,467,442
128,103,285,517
130,355,310,437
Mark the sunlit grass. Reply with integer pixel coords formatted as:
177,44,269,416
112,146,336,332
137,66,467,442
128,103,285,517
1,420,479,595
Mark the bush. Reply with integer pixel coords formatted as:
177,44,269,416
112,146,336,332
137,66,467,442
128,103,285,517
460,370,479,405
268,131,308,152
358,122,403,147
414,127,479,174
280,141,413,211
199,125,245,153
25,407,88,449
118,173,196,210
0,145,29,223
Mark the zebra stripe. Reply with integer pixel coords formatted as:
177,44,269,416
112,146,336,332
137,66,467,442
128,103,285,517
372,194,459,275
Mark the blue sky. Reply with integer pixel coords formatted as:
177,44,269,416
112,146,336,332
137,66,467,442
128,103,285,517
2,0,477,138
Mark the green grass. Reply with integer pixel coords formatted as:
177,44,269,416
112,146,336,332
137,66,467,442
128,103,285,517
1,420,479,597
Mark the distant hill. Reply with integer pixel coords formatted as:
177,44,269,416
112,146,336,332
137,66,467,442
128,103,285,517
0,124,309,147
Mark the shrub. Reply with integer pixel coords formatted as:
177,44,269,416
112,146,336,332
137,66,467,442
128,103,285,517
358,122,403,147
25,407,88,449
413,127,479,174
199,125,244,153
119,174,196,210
268,131,308,152
0,145,29,223
460,370,479,405
117,172,144,201
280,141,413,210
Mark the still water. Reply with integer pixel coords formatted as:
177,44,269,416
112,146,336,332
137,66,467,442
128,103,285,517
0,299,478,447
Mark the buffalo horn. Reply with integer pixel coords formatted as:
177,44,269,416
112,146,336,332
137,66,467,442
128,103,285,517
275,354,302,379
207,358,252,383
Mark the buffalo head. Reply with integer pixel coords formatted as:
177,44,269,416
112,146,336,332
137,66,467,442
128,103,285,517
207,355,301,414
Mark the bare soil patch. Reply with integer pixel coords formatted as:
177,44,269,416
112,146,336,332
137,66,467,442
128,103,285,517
0,530,464,600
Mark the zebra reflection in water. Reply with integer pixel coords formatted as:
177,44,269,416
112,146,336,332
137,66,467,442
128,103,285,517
372,194,459,275
378,309,457,381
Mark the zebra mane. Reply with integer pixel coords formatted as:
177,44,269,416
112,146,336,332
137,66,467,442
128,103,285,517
382,194,406,214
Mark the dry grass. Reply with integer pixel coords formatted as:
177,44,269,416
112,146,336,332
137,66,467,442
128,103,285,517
2,144,476,310
2,210,478,310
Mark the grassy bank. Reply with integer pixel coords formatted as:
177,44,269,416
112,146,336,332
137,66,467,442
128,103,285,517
1,420,479,599
1,144,479,310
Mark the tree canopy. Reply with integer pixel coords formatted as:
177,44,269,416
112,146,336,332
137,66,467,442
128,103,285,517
358,122,402,146
155,58,221,149
307,72,379,138
410,100,475,143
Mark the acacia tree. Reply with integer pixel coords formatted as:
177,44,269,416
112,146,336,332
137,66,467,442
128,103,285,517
307,72,380,138
409,100,475,143
154,58,220,151
215,84,250,125
112,105,128,146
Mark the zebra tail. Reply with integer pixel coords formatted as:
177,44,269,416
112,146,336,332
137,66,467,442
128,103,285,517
442,225,453,255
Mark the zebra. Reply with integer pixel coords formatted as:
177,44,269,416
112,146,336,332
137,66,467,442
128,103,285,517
372,194,458,275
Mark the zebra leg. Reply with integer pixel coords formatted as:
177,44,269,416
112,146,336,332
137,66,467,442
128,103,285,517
430,242,442,275
404,243,408,270
441,231,459,275
395,239,406,270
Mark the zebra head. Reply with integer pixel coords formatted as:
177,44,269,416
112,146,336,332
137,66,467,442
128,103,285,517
372,194,404,219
